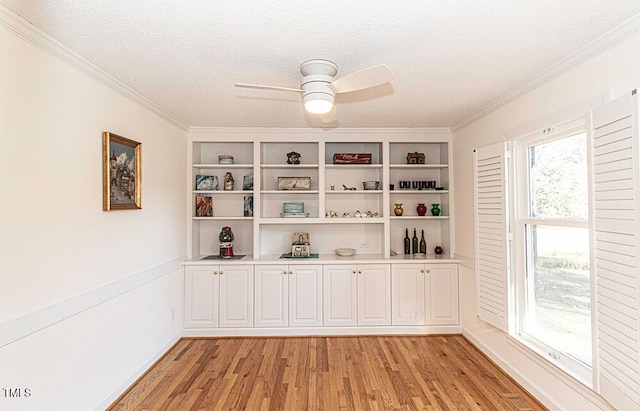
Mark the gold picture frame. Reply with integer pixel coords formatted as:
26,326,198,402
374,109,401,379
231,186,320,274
103,132,141,210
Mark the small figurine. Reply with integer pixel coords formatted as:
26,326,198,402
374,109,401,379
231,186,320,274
287,151,301,164
223,172,234,190
342,184,356,190
354,210,362,218
343,212,352,218
366,211,373,218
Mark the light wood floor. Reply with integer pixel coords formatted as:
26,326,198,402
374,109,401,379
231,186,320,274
108,335,547,410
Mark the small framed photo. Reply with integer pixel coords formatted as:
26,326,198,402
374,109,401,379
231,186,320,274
195,195,213,217
244,195,253,217
196,175,218,191
103,132,141,210
243,175,254,190
277,177,311,190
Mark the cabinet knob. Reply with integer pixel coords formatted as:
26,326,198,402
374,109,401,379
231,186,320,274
213,271,218,275
352,270,357,274
358,270,362,274
426,269,431,274
219,271,224,275
420,269,424,274
283,271,287,275
289,271,293,275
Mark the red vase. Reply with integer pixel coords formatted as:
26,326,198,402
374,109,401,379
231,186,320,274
417,203,427,216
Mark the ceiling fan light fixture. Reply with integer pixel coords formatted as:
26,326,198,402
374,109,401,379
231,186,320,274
303,93,334,114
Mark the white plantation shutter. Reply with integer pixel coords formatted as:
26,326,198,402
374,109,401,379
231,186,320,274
474,142,509,332
592,91,640,410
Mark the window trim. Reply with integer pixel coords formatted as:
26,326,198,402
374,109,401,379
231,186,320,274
510,116,594,385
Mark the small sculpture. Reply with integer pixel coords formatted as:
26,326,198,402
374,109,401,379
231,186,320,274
343,212,352,218
354,210,362,218
366,211,373,218
223,172,234,190
287,151,301,164
342,184,356,190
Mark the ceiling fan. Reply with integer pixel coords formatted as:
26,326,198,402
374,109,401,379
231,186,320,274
235,59,394,122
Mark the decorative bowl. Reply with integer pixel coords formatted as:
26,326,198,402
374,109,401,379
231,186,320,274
218,155,234,164
362,181,380,190
335,248,357,256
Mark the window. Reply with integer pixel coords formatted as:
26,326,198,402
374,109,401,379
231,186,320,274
513,123,592,378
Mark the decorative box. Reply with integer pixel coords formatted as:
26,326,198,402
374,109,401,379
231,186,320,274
406,152,425,164
333,153,372,164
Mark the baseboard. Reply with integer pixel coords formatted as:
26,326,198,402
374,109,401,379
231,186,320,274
94,332,181,411
182,325,462,337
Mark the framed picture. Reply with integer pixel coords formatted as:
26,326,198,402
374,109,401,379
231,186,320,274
196,175,218,191
195,195,213,217
103,132,141,210
277,177,311,190
243,175,254,190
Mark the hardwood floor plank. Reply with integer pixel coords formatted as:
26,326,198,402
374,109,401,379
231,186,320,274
108,336,547,411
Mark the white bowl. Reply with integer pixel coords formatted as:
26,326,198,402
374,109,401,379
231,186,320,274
335,248,356,256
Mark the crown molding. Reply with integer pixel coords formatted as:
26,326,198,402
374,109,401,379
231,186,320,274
188,126,451,135
0,5,189,131
451,12,640,132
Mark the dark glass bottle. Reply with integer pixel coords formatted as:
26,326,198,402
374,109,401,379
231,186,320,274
412,228,418,255
404,229,411,254
420,229,426,254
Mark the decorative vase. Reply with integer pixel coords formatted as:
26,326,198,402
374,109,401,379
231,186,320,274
431,203,441,216
434,246,443,255
416,203,427,216
394,203,404,216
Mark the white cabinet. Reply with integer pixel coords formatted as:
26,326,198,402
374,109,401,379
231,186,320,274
323,264,391,326
391,263,459,326
254,264,322,327
184,265,254,328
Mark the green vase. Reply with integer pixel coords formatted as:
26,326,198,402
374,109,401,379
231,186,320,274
431,204,441,216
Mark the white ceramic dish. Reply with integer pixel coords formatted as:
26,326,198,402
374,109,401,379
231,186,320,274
335,248,356,256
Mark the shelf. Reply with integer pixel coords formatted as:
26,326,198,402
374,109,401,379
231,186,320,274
193,164,254,169
389,164,448,169
261,190,319,194
261,164,319,169
259,218,384,224
325,190,383,194
390,216,449,220
193,190,254,194
326,164,383,169
391,190,448,195
193,216,254,221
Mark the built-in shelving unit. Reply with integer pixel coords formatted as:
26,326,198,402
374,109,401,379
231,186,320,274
187,129,454,259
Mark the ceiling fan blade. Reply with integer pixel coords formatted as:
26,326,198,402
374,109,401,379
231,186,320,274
319,107,339,123
235,83,302,93
329,64,394,94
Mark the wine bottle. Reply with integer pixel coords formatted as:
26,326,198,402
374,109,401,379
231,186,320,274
420,229,426,254
404,228,411,254
412,228,418,255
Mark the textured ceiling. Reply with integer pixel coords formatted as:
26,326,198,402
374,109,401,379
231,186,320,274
2,1,640,128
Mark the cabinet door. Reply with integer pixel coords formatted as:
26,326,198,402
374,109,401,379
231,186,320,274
323,265,358,326
425,264,459,325
218,265,254,328
391,264,426,325
254,265,288,327
289,264,323,327
357,264,391,326
184,266,218,328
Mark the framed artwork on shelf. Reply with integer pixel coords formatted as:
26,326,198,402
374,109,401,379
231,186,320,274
243,175,254,190
103,132,141,211
196,175,218,190
277,176,311,190
195,196,213,217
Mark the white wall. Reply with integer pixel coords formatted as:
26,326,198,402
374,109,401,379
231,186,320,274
453,29,640,410
0,10,187,411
